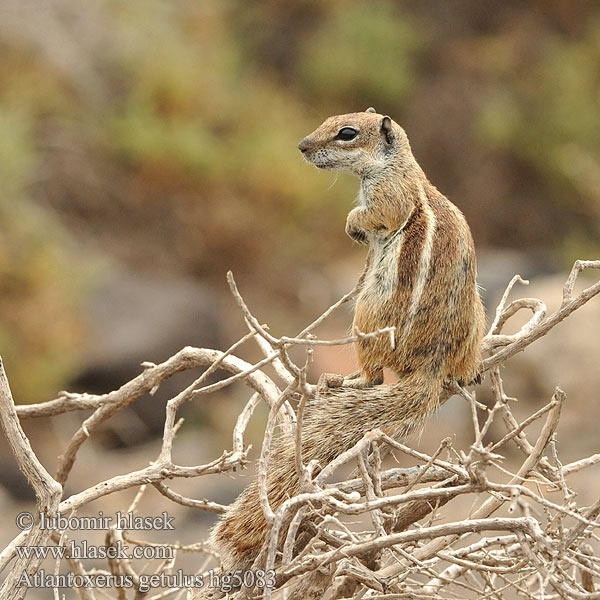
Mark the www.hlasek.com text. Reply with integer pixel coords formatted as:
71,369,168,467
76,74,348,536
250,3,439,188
16,539,173,561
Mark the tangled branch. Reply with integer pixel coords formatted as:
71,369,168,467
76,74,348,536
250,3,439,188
0,260,599,600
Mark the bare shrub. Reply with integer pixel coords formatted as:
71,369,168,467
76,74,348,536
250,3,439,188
1,260,600,599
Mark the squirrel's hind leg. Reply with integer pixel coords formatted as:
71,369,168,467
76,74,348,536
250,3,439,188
317,368,384,391
342,366,384,388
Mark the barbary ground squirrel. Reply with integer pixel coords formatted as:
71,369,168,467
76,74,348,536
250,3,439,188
205,109,485,587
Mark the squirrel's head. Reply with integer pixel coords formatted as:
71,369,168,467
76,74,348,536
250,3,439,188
298,108,413,179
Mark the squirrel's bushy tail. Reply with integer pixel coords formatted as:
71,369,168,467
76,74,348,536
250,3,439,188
208,372,443,573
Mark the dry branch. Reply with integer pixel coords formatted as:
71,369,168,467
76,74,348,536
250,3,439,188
0,260,599,600
0,360,63,600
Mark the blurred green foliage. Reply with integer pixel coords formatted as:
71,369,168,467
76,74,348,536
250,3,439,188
298,3,424,107
478,21,600,256
0,0,599,402
0,103,84,402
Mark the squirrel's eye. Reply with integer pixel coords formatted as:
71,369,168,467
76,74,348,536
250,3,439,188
335,127,358,141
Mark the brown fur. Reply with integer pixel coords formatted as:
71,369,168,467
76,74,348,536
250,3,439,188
206,110,485,585
209,383,432,575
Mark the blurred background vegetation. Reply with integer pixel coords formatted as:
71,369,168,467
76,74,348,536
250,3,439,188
0,0,599,416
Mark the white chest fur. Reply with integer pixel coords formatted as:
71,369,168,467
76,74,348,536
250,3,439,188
360,230,404,303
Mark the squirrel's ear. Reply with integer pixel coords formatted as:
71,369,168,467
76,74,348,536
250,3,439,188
380,115,394,145
365,107,377,113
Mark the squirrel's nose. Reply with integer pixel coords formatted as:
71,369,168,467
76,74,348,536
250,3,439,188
298,137,311,153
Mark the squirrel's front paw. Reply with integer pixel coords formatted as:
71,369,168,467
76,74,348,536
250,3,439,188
346,227,368,244
345,207,369,244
